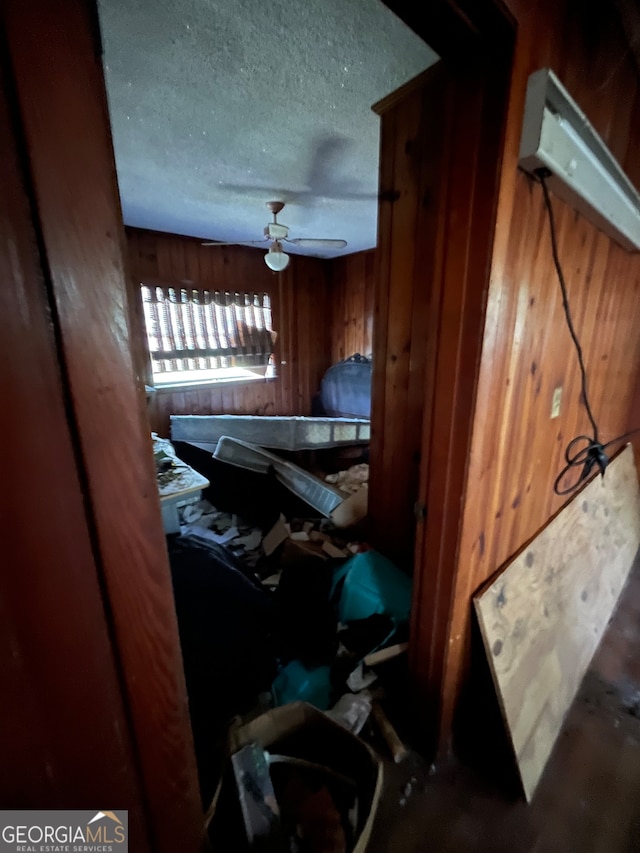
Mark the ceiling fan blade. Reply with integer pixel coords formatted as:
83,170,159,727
201,238,269,247
285,238,347,249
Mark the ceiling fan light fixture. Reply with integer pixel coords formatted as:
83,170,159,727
264,240,289,272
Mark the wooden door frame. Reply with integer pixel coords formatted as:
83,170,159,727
2,0,515,844
0,38,151,845
380,0,516,755
3,1,206,850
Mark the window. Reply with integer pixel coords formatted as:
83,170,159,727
141,284,276,387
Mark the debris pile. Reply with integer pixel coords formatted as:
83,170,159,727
158,426,414,845
173,488,410,717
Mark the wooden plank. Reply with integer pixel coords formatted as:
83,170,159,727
474,444,640,800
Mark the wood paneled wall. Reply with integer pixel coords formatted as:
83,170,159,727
126,228,331,435
367,65,452,573
329,250,376,362
442,0,640,747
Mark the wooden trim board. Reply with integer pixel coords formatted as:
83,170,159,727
474,444,640,800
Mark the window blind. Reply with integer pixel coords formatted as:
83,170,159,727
141,285,276,374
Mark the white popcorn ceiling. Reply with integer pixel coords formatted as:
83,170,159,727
97,0,438,259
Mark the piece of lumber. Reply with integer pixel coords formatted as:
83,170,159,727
474,444,640,801
370,700,408,764
364,642,409,668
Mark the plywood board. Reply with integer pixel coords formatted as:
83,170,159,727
474,444,640,800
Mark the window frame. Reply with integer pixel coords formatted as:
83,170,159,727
138,279,278,391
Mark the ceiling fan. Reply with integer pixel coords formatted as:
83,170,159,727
201,201,348,271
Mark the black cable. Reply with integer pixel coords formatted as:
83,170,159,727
535,169,640,496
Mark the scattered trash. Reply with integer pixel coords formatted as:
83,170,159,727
323,540,349,559
235,529,264,551
272,661,333,710
363,642,409,668
290,530,311,542
325,464,369,494
157,426,417,825
346,664,378,694
231,743,281,845
279,539,328,565
267,552,411,716
171,489,412,726
331,551,412,627
182,503,204,524
263,516,290,557
181,523,239,545
327,693,373,736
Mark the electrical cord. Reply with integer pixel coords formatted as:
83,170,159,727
535,168,640,496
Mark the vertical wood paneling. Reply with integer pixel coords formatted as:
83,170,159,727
368,65,450,571
442,0,640,751
126,228,331,435
376,0,515,757
389,45,514,756
330,250,376,362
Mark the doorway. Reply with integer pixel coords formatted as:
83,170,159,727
1,0,515,847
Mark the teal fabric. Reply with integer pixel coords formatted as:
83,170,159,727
330,551,412,625
271,661,332,710
271,550,412,710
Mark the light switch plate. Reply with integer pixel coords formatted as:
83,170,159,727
551,386,562,419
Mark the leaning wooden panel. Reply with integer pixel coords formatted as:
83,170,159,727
474,444,640,801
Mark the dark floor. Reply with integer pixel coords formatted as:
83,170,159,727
368,559,640,853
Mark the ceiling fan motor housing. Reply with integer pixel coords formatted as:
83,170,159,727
264,222,288,240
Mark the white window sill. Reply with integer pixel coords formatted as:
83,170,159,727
150,375,276,394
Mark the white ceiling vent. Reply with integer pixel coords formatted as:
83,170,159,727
519,68,640,251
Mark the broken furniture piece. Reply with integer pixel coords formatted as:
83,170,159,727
153,432,210,534
170,413,370,453
474,444,640,800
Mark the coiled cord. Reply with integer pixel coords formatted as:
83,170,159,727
536,170,639,496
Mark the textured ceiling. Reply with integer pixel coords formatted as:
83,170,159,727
97,0,438,259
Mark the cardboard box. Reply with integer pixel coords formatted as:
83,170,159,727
206,701,383,853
